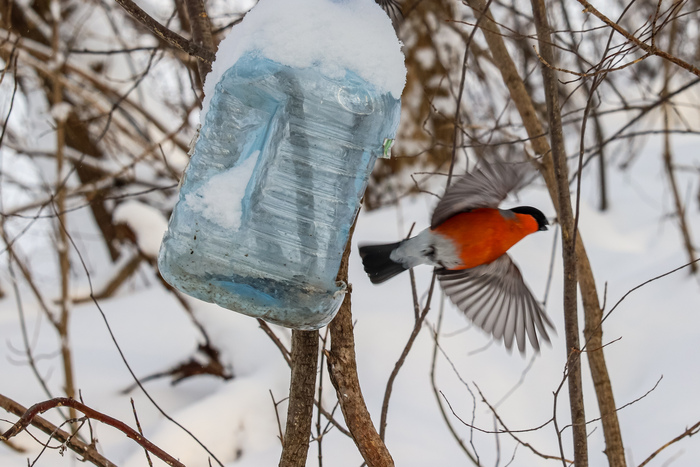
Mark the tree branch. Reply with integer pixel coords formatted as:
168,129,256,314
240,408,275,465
183,0,215,81
113,0,215,64
379,273,435,440
279,330,319,466
575,0,700,77
529,1,588,464
0,395,180,467
638,420,700,467
328,222,394,467
461,0,625,464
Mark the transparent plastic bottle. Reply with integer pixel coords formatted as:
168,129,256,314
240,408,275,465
158,52,401,329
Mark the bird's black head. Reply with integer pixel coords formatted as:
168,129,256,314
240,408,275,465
510,206,548,231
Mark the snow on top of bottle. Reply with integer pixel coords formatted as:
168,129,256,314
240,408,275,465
201,0,406,120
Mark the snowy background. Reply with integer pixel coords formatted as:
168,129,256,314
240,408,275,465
2,0,700,466
2,141,700,466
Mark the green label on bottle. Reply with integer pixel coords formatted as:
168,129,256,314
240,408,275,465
382,138,394,159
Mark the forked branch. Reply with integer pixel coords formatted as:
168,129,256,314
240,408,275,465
0,395,180,467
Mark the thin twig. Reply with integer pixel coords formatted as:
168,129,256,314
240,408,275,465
316,329,330,467
447,0,496,186
130,399,154,467
429,296,479,465
270,390,286,446
637,420,700,467
258,319,292,366
60,209,225,467
474,384,572,463
378,272,436,440
1,396,179,467
575,0,700,77
596,257,700,333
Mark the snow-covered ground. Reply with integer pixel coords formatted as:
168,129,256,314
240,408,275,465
1,0,699,464
1,134,699,466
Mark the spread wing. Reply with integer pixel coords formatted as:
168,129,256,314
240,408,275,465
431,162,534,229
437,254,554,353
375,0,403,26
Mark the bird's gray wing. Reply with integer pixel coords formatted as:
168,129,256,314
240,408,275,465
375,0,403,26
431,162,534,229
437,254,554,353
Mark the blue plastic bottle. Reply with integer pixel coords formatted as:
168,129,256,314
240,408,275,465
158,52,401,329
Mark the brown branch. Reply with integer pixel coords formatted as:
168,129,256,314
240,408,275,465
2,398,185,466
279,330,319,466
73,252,143,304
183,0,214,81
121,342,233,393
258,319,292,366
446,0,494,186
0,35,192,154
462,0,624,464
4,249,57,402
429,299,479,465
599,257,700,327
0,395,111,467
112,0,215,64
475,385,573,463
315,327,331,466
575,0,700,77
328,222,394,467
130,399,154,467
660,17,697,273
50,9,78,421
532,47,650,78
270,390,286,445
379,272,435,440
568,10,628,467
256,320,351,438
529,1,587,464
638,420,700,467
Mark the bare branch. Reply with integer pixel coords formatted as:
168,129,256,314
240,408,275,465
429,297,479,465
379,272,436,440
112,0,215,63
575,0,700,77
328,223,394,467
529,1,588,464
130,399,154,467
475,384,573,463
0,395,124,467
279,330,319,466
182,0,215,80
638,420,700,467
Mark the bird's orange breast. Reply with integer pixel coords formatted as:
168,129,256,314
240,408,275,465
431,208,539,269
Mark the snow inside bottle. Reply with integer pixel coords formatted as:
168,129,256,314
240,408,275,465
158,0,406,329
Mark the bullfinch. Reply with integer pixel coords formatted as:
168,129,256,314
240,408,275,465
359,162,554,353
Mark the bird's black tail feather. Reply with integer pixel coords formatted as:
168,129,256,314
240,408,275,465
358,242,408,284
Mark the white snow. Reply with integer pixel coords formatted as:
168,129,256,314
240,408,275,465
122,376,284,467
49,0,60,22
113,200,169,258
201,0,406,119
2,153,700,466
50,102,72,123
184,150,260,231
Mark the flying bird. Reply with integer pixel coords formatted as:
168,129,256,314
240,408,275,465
359,162,554,353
